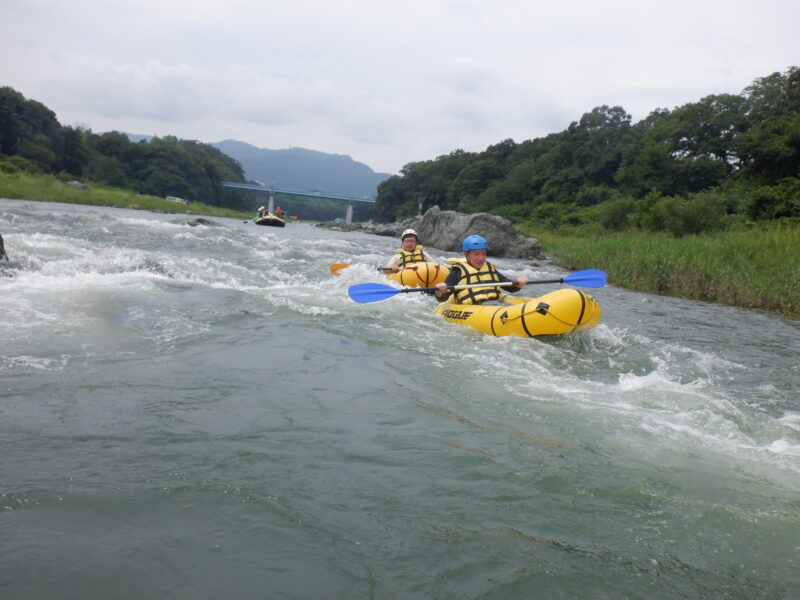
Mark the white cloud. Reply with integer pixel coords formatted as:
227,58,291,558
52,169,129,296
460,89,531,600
2,0,799,173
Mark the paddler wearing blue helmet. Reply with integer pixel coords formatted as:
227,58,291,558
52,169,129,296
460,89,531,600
434,235,528,305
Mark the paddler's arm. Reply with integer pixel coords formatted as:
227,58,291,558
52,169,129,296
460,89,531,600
496,270,528,293
434,267,462,302
384,254,401,273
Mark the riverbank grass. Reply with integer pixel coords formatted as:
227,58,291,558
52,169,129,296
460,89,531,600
526,225,800,317
0,171,252,219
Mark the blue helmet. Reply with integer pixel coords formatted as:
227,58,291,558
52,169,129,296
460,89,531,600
462,234,489,251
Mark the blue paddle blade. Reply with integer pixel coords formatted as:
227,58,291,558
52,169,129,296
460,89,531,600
562,269,607,287
348,282,403,303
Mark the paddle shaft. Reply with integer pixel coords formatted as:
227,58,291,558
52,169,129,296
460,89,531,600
331,264,420,273
377,265,421,272
428,275,595,293
404,281,525,294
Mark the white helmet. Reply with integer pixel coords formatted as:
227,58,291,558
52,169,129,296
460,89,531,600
401,228,418,240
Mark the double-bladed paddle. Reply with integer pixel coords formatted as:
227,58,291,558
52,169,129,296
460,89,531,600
348,269,607,303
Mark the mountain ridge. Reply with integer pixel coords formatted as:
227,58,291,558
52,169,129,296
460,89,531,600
212,139,391,199
121,134,391,199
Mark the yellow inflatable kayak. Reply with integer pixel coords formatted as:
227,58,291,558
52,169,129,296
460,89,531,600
433,288,601,337
387,262,450,288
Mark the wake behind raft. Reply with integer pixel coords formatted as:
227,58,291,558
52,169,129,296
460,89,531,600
347,269,605,338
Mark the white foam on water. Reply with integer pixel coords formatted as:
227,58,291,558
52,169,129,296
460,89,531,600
766,438,800,456
8,265,163,294
0,292,64,333
779,412,800,432
114,215,196,230
11,234,95,272
588,322,626,346
431,311,800,484
0,354,70,372
264,294,339,316
172,231,203,242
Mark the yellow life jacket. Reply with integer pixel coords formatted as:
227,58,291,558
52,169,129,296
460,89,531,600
395,245,427,267
446,257,504,305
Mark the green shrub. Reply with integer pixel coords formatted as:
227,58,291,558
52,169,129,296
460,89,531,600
594,196,636,230
651,192,728,237
743,178,800,220
0,155,43,174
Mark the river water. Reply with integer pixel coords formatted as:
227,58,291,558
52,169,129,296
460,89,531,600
1,197,798,599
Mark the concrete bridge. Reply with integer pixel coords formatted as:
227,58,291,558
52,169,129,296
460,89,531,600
221,181,376,224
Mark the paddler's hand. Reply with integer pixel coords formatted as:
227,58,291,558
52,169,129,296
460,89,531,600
434,282,449,298
516,277,528,288
386,266,400,273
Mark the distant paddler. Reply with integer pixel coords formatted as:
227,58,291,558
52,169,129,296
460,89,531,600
382,228,450,287
384,228,437,273
329,228,447,281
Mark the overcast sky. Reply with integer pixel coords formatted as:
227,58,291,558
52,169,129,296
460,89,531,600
2,0,798,174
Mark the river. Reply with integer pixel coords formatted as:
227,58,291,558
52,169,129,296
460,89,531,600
1,198,798,599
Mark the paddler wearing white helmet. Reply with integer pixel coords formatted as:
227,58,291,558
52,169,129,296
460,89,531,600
384,228,437,273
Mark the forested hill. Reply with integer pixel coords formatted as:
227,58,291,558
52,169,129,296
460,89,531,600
0,84,389,213
0,86,252,210
213,140,391,199
376,66,800,237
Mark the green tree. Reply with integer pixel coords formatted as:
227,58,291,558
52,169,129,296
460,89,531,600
742,177,800,219
568,105,632,186
663,94,747,172
85,155,128,187
0,87,23,155
447,157,503,209
0,87,63,171
617,98,738,198
375,173,413,221
61,126,90,176
737,67,800,182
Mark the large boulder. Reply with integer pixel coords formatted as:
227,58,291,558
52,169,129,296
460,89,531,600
317,206,540,259
412,206,540,259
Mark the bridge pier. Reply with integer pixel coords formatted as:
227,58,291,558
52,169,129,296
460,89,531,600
345,200,354,224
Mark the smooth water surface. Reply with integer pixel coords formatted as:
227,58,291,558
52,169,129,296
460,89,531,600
1,198,798,599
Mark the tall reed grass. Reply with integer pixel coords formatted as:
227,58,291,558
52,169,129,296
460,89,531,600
525,225,800,317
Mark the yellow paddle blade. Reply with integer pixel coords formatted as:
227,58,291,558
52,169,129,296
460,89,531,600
330,263,351,276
